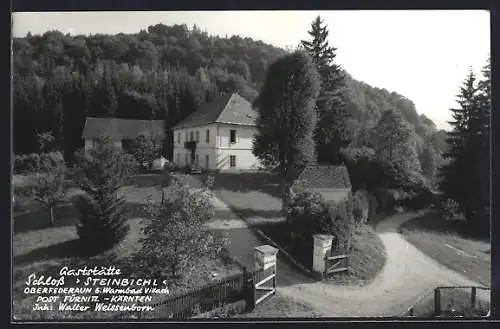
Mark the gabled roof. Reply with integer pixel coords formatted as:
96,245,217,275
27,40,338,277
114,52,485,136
82,117,164,140
292,165,352,190
173,93,257,129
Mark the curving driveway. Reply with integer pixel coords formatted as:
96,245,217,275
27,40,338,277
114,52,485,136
209,195,490,317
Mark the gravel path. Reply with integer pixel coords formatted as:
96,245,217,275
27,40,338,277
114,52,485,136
209,195,490,317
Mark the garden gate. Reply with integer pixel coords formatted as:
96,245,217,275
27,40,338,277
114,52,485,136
253,245,278,305
313,234,349,278
324,250,349,276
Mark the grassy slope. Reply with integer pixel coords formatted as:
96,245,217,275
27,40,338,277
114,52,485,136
211,171,387,286
399,212,491,286
12,173,240,320
193,293,322,318
238,293,324,318
404,287,490,318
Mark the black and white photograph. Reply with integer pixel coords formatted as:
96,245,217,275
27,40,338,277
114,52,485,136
11,9,491,320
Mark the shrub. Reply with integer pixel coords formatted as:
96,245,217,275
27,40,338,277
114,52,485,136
203,174,215,189
73,138,136,254
163,160,177,172
286,189,327,238
373,187,401,212
193,300,246,318
440,198,466,222
39,152,65,171
14,153,40,174
14,152,65,174
130,135,162,171
321,198,355,251
352,190,369,228
140,180,229,277
366,191,379,221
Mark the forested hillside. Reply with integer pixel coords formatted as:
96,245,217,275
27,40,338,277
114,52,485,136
12,23,445,159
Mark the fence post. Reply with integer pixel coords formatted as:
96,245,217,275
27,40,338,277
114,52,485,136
312,234,333,278
243,267,255,312
273,264,277,295
471,287,477,310
434,288,441,316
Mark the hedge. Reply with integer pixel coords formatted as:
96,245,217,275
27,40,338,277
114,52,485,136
14,152,65,175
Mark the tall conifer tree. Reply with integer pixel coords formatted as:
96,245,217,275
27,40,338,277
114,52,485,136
301,16,352,164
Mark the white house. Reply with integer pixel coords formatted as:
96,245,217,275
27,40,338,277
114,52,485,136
172,93,260,171
82,117,165,153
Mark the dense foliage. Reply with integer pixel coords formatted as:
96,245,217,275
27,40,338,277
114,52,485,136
253,50,320,178
130,134,162,171
73,138,138,254
13,25,286,159
13,23,444,164
14,151,65,175
28,152,67,226
438,63,490,237
301,16,353,164
140,179,229,277
286,188,363,252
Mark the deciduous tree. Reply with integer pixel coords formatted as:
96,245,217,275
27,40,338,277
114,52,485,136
29,151,66,226
140,180,229,277
253,50,320,178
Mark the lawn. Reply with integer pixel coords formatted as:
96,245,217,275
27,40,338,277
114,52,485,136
192,293,323,318
12,172,240,321
238,293,324,318
210,171,387,286
399,211,491,286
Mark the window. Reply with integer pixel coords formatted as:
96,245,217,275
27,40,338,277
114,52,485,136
176,153,180,165
205,155,209,169
185,131,188,142
195,154,199,166
190,131,194,141
185,153,188,165
230,129,237,143
196,131,199,142
230,155,236,168
206,129,210,143
177,132,181,144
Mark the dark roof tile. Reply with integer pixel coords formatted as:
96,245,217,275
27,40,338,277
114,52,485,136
82,118,164,140
173,93,257,129
293,165,352,189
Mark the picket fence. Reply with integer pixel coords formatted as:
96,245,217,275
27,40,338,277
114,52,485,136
114,268,265,320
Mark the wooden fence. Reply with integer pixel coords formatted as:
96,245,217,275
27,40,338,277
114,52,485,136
117,268,269,320
433,286,490,317
324,248,349,277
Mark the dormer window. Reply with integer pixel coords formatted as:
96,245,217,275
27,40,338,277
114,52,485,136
230,129,236,144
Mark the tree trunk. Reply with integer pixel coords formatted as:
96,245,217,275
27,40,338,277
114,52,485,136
49,205,55,226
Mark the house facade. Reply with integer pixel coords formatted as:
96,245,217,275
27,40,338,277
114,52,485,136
172,93,260,170
82,117,164,153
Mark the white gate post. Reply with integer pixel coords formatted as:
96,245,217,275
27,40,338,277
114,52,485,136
254,245,279,272
254,245,279,304
313,234,333,276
